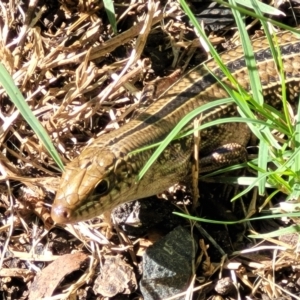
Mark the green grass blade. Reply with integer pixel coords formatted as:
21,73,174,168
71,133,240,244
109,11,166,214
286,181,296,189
230,0,268,194
248,225,300,239
103,0,117,35
0,63,64,171
288,95,300,163
173,211,300,225
235,0,284,16
215,0,300,34
230,0,263,105
179,0,239,86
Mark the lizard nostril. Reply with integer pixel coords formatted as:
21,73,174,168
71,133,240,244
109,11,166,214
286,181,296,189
51,205,72,224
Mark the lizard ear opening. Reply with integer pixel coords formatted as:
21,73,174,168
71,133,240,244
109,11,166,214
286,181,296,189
114,159,130,178
94,179,109,196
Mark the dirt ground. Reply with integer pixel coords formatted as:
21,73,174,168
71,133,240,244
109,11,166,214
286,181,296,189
0,0,300,299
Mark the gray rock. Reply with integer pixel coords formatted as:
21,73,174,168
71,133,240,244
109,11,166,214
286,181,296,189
140,226,197,300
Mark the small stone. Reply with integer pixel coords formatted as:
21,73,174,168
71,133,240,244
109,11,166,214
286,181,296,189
140,226,197,300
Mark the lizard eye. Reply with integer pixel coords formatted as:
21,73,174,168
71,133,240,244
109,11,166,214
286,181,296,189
94,180,109,195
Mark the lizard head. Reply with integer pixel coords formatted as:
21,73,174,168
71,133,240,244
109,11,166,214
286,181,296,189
51,147,136,224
